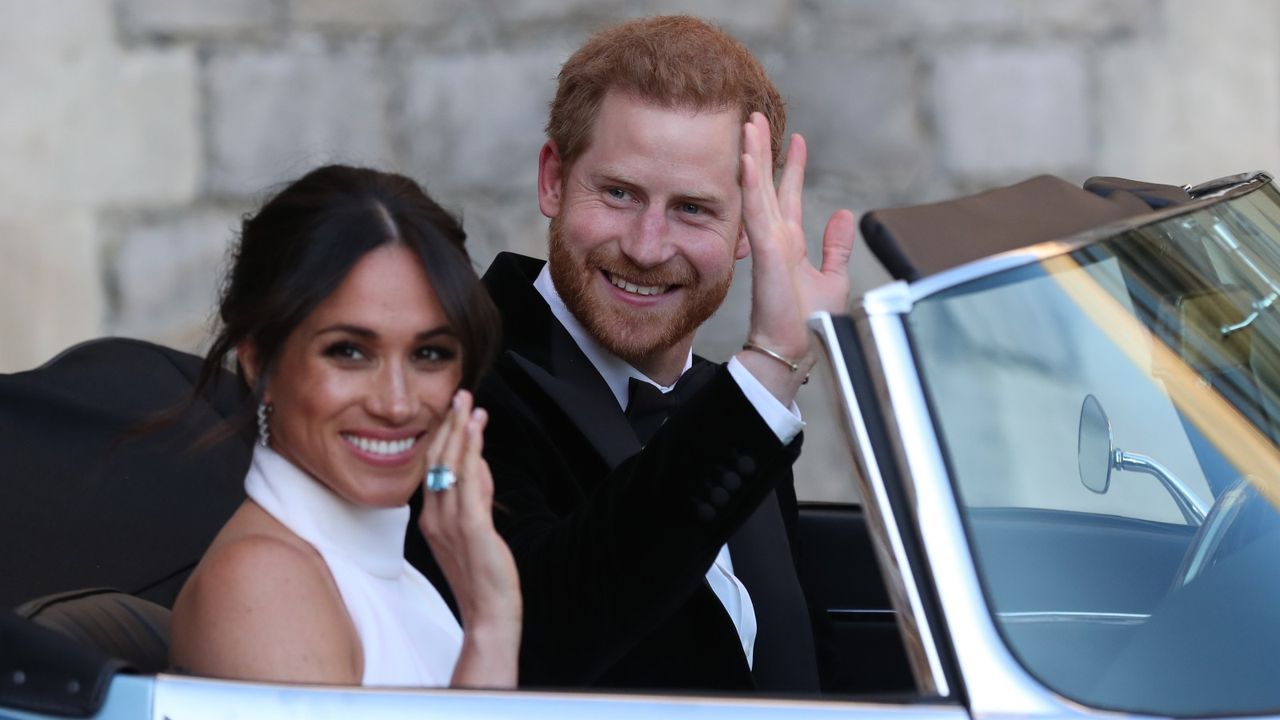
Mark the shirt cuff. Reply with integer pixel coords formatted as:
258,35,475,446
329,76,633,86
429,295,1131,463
726,356,804,444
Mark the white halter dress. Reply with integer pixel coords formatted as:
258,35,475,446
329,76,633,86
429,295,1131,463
244,446,463,686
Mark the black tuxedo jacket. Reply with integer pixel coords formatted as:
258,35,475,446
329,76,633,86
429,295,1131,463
410,252,819,692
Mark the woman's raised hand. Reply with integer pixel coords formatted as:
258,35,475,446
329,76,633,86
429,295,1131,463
419,389,522,688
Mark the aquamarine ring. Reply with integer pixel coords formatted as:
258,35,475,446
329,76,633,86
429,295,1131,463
426,464,456,493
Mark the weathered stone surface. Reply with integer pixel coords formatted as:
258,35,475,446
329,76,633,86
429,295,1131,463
783,49,933,199
117,0,277,41
647,0,799,42
483,0,632,25
289,0,461,32
206,37,394,197
799,0,1157,47
447,192,550,272
0,0,200,209
105,207,244,352
5,0,1280,503
933,44,1091,181
0,212,103,373
402,48,563,195
1098,0,1280,184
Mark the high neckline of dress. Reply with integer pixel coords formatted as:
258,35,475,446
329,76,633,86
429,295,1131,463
244,445,410,580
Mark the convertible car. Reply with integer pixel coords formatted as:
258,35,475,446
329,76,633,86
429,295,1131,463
4,170,1279,718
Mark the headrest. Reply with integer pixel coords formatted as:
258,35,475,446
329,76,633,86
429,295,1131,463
18,588,170,674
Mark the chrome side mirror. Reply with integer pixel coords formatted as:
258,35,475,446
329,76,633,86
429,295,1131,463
1077,394,1114,494
1076,394,1208,526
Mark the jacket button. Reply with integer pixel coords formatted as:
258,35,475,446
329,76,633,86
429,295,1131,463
721,470,742,491
709,487,730,507
735,455,756,476
695,502,716,522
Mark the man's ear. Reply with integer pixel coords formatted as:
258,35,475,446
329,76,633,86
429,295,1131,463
537,140,565,219
236,340,265,398
734,225,751,260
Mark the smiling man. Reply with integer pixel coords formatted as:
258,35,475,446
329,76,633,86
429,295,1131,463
409,15,855,692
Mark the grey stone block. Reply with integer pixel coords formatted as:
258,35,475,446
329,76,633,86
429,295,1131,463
783,49,933,199
402,48,563,195
646,0,799,42
105,207,244,352
485,0,632,25
289,0,462,32
206,37,395,197
447,192,550,273
117,0,278,41
1098,1,1280,184
0,1,200,208
932,44,1091,181
0,212,103,373
800,0,1157,47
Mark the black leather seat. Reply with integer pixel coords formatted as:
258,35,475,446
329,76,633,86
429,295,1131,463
17,588,170,673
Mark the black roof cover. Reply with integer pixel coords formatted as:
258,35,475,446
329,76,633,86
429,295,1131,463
0,338,250,608
860,175,1193,282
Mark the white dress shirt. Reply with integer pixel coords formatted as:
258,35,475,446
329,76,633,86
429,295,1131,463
533,266,803,668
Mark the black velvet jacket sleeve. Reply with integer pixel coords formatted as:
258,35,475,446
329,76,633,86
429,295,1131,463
477,360,802,687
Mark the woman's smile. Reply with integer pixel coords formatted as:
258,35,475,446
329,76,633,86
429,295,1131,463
264,244,463,507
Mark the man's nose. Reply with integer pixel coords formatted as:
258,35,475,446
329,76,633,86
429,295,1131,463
619,205,676,268
367,361,416,423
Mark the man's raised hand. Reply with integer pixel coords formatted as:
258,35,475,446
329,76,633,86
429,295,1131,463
737,112,855,404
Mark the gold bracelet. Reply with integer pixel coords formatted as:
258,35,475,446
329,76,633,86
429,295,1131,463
741,340,802,372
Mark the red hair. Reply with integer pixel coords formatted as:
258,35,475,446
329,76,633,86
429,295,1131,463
546,15,786,170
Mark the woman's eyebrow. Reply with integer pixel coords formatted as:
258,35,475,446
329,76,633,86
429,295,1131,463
416,326,457,341
313,324,457,341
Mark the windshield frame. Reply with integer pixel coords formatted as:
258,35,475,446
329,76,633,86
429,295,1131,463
857,172,1274,323
841,170,1280,720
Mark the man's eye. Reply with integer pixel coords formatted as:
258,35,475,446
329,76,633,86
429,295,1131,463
607,187,629,201
679,202,702,215
324,342,366,361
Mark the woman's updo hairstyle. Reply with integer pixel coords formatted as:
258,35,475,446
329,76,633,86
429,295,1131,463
197,165,500,427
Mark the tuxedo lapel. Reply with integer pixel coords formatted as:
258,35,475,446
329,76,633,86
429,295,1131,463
729,492,820,692
485,253,639,470
508,343,639,470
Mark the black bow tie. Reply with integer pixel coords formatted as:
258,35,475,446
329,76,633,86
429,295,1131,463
624,362,714,446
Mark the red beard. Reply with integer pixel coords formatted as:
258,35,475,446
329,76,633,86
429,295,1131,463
547,214,733,367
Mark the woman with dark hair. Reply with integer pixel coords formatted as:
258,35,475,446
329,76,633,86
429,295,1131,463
169,165,520,688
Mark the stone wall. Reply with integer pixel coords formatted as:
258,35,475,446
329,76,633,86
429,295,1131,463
4,0,1278,500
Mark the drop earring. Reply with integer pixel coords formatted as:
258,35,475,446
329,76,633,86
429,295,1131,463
257,402,273,448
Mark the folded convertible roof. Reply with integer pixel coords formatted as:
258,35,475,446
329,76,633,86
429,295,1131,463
860,175,1193,282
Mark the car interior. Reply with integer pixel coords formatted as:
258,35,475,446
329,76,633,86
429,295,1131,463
0,336,919,715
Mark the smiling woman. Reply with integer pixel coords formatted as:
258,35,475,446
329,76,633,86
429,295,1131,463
167,165,521,689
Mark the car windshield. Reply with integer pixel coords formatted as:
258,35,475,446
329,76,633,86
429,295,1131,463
907,180,1280,717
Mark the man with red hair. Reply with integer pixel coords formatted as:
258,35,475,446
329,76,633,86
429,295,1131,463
413,15,855,692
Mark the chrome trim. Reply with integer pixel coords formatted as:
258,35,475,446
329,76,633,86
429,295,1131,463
997,611,1149,625
809,311,949,696
857,280,914,319
1186,170,1272,199
861,311,1076,716
904,244,1076,308
150,673,967,720
1114,449,1208,525
859,172,1275,308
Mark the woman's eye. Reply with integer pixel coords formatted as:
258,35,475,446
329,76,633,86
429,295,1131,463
415,345,458,364
324,342,366,361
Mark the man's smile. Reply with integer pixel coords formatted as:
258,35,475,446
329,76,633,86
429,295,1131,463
605,270,673,297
